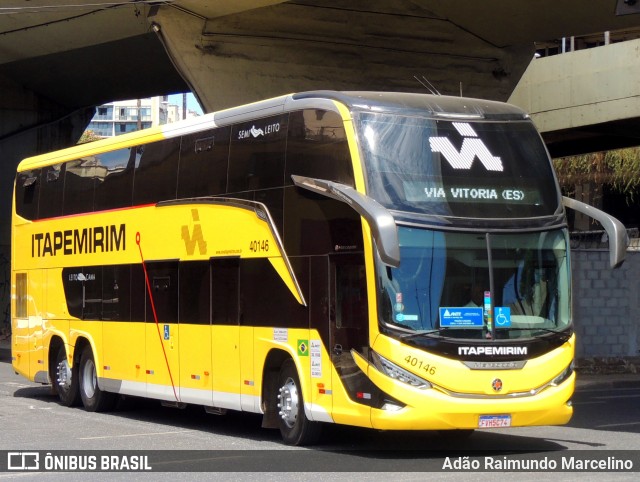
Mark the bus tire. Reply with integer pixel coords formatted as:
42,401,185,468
276,358,322,446
79,345,117,412
53,345,80,407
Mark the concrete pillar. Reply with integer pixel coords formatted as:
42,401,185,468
0,74,93,335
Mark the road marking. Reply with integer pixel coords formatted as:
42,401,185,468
79,430,193,440
577,386,640,393
1,382,32,388
596,421,640,429
593,394,640,400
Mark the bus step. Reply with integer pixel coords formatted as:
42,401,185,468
205,406,228,416
161,401,187,409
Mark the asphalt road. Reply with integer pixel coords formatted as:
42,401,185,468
1,342,640,479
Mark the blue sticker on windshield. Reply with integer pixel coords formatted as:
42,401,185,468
439,307,483,328
494,307,511,328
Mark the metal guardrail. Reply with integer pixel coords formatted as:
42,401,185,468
570,228,639,250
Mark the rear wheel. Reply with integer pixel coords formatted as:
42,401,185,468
53,345,80,407
276,359,322,446
79,345,117,412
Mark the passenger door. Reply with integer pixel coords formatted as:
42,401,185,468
329,253,370,400
144,261,181,402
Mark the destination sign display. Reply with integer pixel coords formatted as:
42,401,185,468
403,182,542,205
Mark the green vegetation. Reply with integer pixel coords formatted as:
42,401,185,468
553,148,640,203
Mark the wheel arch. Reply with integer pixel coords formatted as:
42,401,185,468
260,348,293,429
48,335,65,387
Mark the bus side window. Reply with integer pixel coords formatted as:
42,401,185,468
179,261,210,325
132,139,181,205
239,258,308,328
286,110,354,187
15,169,41,220
211,258,239,326
94,148,135,211
102,265,131,321
283,187,363,257
61,267,102,320
334,260,368,330
63,159,97,215
177,127,230,198
39,163,65,219
83,267,103,320
144,261,179,324
228,114,288,193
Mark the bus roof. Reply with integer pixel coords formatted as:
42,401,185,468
292,91,530,120
17,91,528,172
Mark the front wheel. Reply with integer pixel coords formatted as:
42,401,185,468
53,345,80,407
276,359,322,446
79,345,117,412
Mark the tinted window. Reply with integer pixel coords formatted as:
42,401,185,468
309,256,330,347
286,110,354,186
228,114,288,192
357,113,559,218
94,148,136,211
15,169,40,220
180,261,210,325
254,188,284,237
211,258,239,326
131,264,146,322
177,127,231,197
63,159,97,215
62,267,102,320
283,186,363,257
144,261,178,323
82,266,103,320
39,163,65,219
239,257,308,328
102,265,131,321
133,139,181,205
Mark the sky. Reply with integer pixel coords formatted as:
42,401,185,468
168,92,204,115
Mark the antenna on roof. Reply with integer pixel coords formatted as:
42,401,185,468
422,76,441,96
414,75,441,96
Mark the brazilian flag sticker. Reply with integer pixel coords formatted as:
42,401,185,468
297,339,309,356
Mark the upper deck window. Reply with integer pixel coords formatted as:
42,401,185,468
356,113,559,219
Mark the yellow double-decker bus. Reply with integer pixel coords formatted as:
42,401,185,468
11,91,626,445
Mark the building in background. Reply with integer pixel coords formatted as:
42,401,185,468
86,95,200,137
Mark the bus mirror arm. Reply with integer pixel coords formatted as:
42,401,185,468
291,175,400,267
562,196,628,269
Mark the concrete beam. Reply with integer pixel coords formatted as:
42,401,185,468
509,39,640,156
150,3,533,112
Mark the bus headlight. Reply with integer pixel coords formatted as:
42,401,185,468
370,351,432,390
550,360,574,387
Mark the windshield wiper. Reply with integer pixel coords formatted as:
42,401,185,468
400,329,453,340
505,327,561,334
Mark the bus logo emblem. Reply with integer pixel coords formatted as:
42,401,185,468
181,209,207,256
492,378,503,392
429,122,504,172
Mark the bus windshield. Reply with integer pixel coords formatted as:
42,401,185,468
356,112,560,218
376,227,571,340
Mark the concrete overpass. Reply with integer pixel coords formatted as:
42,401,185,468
510,35,640,158
3,0,640,337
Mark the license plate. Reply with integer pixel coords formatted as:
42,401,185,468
478,414,511,428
